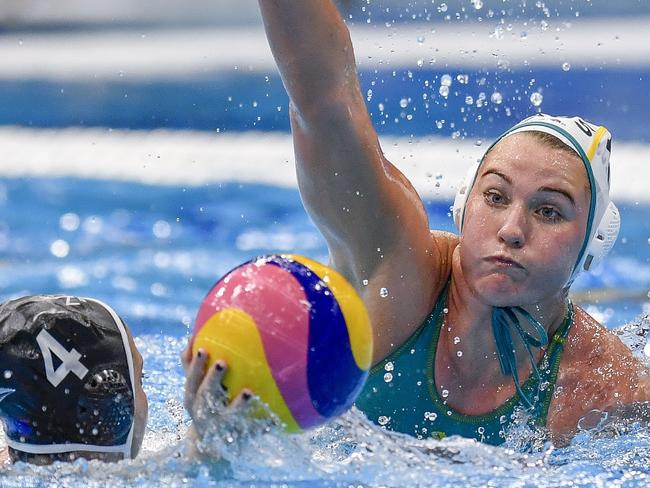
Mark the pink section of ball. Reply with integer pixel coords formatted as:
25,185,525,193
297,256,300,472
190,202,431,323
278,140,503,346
194,261,326,428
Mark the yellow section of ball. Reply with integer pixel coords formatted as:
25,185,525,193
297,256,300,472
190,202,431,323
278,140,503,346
192,307,301,432
290,254,373,371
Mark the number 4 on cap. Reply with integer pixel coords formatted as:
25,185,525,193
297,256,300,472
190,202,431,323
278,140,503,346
36,329,89,387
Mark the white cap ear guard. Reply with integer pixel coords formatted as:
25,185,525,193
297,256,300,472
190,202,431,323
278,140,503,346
452,161,479,231
452,114,620,286
578,200,620,274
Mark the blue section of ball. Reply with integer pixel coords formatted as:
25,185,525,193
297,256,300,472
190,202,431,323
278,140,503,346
266,255,364,418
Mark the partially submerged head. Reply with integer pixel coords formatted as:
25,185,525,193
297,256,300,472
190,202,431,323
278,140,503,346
0,296,148,464
453,114,619,306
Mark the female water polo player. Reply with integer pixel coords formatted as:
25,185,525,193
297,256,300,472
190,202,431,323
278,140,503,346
0,295,148,464
183,0,650,447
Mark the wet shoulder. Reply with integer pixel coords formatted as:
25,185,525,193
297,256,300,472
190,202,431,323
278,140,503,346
547,306,649,441
430,230,458,288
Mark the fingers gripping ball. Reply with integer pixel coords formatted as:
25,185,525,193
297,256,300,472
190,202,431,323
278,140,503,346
191,254,373,432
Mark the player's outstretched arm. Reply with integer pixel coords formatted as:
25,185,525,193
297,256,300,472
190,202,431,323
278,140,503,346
258,1,453,362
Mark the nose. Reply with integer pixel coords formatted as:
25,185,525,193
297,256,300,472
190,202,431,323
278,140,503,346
497,204,527,248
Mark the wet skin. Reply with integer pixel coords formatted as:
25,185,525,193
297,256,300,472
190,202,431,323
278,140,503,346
197,0,650,447
436,133,592,415
429,134,650,443
458,132,590,309
180,346,252,456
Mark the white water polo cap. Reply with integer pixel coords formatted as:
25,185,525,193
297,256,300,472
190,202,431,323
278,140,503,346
453,113,620,285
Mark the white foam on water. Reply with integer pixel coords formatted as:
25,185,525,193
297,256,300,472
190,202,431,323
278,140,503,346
0,17,648,80
0,126,647,202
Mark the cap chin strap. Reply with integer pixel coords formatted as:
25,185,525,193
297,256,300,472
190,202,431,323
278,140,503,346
491,307,548,409
7,298,137,460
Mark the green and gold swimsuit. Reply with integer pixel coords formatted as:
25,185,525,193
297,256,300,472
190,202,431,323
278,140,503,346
355,282,574,445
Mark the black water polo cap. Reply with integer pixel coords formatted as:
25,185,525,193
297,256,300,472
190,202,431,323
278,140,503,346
0,295,137,459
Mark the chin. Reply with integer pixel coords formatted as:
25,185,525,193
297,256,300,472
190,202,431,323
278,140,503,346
474,274,532,307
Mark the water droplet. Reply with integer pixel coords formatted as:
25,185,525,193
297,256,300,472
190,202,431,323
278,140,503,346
50,239,70,258
384,372,393,383
465,96,474,105
438,3,448,13
540,380,550,391
3,370,12,379
60,213,80,232
440,74,452,86
378,415,390,426
416,59,424,68
92,427,99,436
500,415,507,424
442,389,449,398
153,220,172,239
362,279,369,286
456,74,469,84
379,287,389,298
530,92,544,107
478,426,485,434
474,139,483,147
399,98,409,108
493,25,504,40
424,411,438,421
384,361,394,372
562,62,571,72
417,35,425,44
456,351,463,357
150,282,166,297
443,307,449,314
83,216,103,235
64,388,70,395
453,336,461,345
490,92,503,104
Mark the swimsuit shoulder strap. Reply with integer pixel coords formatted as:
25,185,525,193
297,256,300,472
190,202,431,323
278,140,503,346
535,301,575,425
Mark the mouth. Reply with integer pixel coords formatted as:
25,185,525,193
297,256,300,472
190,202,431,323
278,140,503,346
485,255,525,270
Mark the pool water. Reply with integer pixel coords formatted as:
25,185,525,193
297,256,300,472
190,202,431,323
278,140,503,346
0,176,649,486
1,9,650,486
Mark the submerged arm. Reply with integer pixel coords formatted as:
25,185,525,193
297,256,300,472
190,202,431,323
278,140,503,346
258,0,451,362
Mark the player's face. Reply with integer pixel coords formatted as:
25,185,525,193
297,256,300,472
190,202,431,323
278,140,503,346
460,133,590,307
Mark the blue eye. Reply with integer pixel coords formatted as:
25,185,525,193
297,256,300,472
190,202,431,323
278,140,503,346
483,191,505,205
538,206,562,222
